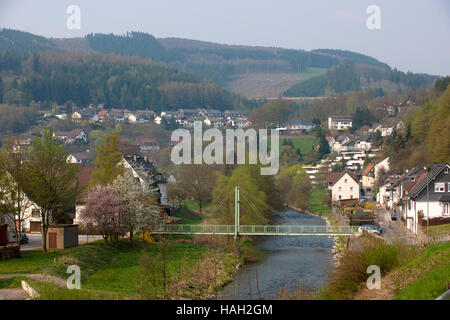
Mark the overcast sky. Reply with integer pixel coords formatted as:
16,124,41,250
1,0,449,75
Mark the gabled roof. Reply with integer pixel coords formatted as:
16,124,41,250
408,164,449,198
136,137,159,146
283,119,315,126
54,129,85,139
362,163,376,176
326,172,345,185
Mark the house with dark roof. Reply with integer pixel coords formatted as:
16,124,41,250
281,120,316,132
402,163,450,235
54,129,87,144
136,137,160,152
328,116,352,130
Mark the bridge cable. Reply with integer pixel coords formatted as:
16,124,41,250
239,192,268,225
239,188,286,218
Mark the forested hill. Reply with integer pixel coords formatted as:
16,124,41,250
0,29,439,100
0,29,391,83
0,49,257,111
284,62,437,97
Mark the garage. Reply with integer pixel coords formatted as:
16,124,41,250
30,222,41,233
45,224,79,250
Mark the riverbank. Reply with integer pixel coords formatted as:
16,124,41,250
288,205,345,268
0,239,239,299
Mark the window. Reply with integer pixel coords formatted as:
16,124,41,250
435,182,445,192
350,195,353,199
339,195,342,200
344,179,348,183
338,187,342,191
444,168,449,174
350,187,353,191
31,209,40,218
444,203,449,216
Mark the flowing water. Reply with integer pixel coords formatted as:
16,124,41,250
218,209,335,299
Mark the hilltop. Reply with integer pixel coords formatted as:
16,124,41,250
0,29,438,99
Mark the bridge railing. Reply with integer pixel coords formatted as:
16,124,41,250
152,224,359,235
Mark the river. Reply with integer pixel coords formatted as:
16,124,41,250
218,209,335,299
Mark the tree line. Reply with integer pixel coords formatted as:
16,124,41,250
0,50,258,111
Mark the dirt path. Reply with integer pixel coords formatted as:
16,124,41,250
353,272,397,300
0,289,27,300
0,274,66,287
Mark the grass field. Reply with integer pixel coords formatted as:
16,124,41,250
295,67,328,80
309,188,331,215
0,239,237,299
394,241,450,300
281,136,319,155
423,223,450,236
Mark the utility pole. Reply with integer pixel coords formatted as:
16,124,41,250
235,186,240,240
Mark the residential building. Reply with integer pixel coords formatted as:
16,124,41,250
280,119,316,133
402,164,450,235
328,116,353,130
329,172,360,202
136,137,160,152
54,129,88,144
67,152,92,164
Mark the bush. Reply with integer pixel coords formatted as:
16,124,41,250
320,237,403,299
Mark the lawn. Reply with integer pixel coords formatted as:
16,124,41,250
281,137,319,155
174,208,203,225
0,239,237,299
295,67,328,80
394,241,450,300
309,188,331,215
423,223,450,236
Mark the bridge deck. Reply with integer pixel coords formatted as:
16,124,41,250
151,224,359,236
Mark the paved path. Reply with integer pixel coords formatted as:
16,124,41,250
0,274,67,300
0,274,66,287
0,288,26,300
21,234,104,251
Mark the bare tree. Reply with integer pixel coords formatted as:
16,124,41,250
167,182,187,208
178,165,216,214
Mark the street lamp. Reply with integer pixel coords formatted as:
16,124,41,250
424,167,429,237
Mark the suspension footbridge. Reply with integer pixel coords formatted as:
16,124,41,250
152,187,358,237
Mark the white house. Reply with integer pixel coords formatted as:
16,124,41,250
402,163,450,235
53,129,88,144
154,116,162,125
329,172,360,202
328,116,353,130
374,157,390,181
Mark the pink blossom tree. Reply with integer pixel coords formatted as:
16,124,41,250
81,186,128,244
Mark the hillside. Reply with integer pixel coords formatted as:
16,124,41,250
0,29,440,100
0,29,404,99
284,62,437,97
0,49,257,111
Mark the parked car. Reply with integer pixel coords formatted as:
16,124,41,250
11,233,29,244
391,213,398,221
355,213,370,217
358,225,383,235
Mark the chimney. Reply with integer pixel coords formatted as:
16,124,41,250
133,154,136,161
144,156,147,162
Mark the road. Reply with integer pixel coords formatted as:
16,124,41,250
20,233,104,251
373,206,420,244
